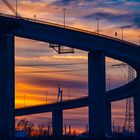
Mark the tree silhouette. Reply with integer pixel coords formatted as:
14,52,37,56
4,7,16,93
16,118,35,136
37,121,51,136
16,118,52,137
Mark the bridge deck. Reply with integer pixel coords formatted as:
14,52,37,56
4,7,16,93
0,13,140,69
15,78,137,116
0,13,139,116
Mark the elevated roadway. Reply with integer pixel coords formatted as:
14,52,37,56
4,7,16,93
0,13,140,139
15,78,137,116
0,13,140,69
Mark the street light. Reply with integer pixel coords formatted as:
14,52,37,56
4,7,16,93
16,0,17,17
46,89,48,104
121,27,124,40
96,17,100,34
138,36,140,46
108,78,111,91
62,8,67,28
68,88,70,100
24,94,26,108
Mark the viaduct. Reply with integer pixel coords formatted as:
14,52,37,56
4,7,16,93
0,13,140,139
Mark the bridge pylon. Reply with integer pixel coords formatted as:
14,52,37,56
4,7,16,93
0,34,15,139
88,51,106,138
52,110,63,137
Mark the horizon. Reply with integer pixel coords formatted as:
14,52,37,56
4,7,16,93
0,0,139,133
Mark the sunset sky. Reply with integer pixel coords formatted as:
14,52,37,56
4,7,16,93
0,0,140,133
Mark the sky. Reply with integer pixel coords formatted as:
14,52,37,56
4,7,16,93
0,0,140,133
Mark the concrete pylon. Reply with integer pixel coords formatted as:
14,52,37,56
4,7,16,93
134,72,140,139
52,110,63,137
0,34,15,139
88,51,106,139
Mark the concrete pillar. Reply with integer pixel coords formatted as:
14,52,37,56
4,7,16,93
134,73,140,139
88,51,106,139
0,34,15,139
106,102,112,136
52,110,63,137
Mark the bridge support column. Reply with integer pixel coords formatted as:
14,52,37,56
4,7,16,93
0,34,15,139
134,74,140,139
88,51,106,139
52,110,63,137
106,102,112,136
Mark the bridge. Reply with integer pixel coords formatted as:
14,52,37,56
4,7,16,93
0,13,140,139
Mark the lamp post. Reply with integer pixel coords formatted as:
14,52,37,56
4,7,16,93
108,78,111,91
68,88,70,100
16,0,17,17
138,36,140,46
46,89,48,104
24,94,26,108
63,8,67,28
96,17,100,34
121,27,124,40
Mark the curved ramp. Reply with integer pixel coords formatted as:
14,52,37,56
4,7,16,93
15,78,137,116
0,14,139,117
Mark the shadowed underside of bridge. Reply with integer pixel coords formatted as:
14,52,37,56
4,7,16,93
0,14,140,139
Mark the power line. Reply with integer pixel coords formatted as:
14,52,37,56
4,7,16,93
16,62,87,67
16,63,114,67
2,0,20,17
100,24,136,32
111,63,135,133
16,68,87,73
16,64,120,73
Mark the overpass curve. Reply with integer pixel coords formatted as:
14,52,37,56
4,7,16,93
0,14,140,116
15,77,137,116
0,14,140,69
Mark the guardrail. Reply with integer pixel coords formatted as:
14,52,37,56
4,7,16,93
16,96,88,109
0,12,138,48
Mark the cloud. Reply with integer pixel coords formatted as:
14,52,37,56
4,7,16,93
83,10,140,29
133,17,140,28
18,76,88,90
84,12,129,22
50,0,73,6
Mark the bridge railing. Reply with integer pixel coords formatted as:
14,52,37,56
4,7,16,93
27,18,138,48
15,96,88,109
0,13,138,48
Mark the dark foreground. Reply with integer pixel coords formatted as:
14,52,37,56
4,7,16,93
15,135,135,140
